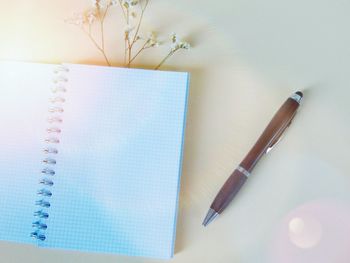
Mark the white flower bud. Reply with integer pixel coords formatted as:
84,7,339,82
169,33,190,51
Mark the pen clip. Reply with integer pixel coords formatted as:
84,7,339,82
265,119,293,154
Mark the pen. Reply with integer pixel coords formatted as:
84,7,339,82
202,91,303,226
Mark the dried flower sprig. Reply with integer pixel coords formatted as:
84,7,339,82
155,33,191,70
66,0,190,69
119,0,150,66
65,0,117,66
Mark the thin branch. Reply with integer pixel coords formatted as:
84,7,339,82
141,0,150,10
124,39,127,65
154,49,177,70
126,6,130,25
126,8,132,66
82,27,111,66
118,0,151,66
101,4,111,50
130,0,149,46
128,40,132,66
101,21,105,50
102,4,110,21
118,0,127,21
127,39,150,66
119,2,129,65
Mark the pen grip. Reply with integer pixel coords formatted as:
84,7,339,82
210,169,247,214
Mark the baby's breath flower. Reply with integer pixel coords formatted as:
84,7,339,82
147,32,160,47
124,25,135,40
108,0,118,6
124,25,135,33
170,33,190,51
65,12,87,27
171,32,178,44
179,42,190,50
67,0,191,69
86,10,97,25
130,11,137,19
92,0,103,9
154,33,191,69
122,0,139,9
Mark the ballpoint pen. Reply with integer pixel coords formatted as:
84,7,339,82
202,91,303,226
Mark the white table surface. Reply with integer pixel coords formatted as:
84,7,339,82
0,0,349,262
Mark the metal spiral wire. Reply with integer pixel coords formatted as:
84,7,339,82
31,65,69,241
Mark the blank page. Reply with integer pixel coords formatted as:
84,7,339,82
41,64,189,259
0,61,55,244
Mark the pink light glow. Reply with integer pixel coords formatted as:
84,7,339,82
269,200,350,263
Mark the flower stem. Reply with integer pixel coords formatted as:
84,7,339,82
128,44,131,66
124,40,127,65
82,27,111,66
118,0,127,21
126,8,132,66
100,4,110,50
154,49,177,70
130,0,149,47
127,39,150,66
119,0,150,67
119,1,128,64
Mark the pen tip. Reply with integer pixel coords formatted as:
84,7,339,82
202,208,219,227
295,91,303,98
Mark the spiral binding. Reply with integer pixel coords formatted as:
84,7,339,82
31,65,69,241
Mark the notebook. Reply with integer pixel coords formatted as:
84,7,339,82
0,61,189,259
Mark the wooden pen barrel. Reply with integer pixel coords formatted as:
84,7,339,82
240,96,301,172
210,93,302,214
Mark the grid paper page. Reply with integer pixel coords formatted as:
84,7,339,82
0,61,55,244
41,64,189,259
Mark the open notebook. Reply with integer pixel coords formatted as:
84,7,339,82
0,61,189,259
